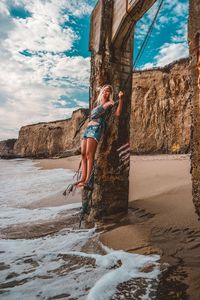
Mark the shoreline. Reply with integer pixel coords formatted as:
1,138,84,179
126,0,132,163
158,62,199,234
34,153,200,299
34,155,81,172
3,154,199,298
27,155,82,209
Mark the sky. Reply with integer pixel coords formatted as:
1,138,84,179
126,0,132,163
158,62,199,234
0,0,188,141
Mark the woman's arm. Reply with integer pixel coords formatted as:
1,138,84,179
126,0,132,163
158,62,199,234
115,91,124,117
102,100,114,110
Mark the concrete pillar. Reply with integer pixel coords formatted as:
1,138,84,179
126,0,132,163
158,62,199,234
189,0,200,217
88,0,134,221
87,0,200,222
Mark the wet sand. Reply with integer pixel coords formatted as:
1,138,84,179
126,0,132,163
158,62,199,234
100,154,200,300
34,155,81,172
2,154,200,299
36,153,200,299
28,156,82,208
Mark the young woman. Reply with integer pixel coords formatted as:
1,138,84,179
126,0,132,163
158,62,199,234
76,84,124,188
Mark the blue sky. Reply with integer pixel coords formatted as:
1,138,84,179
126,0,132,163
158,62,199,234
0,0,188,140
134,0,188,68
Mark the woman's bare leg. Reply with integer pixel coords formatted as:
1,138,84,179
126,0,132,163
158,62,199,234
85,137,98,183
77,138,98,187
75,139,87,185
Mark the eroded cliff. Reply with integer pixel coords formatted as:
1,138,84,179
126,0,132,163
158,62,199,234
13,108,89,158
0,58,192,159
0,139,18,159
131,58,191,154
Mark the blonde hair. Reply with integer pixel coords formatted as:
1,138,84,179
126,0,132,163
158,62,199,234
96,84,113,105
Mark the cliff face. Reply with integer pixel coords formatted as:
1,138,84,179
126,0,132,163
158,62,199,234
0,58,192,159
131,58,192,154
13,108,89,158
0,139,18,159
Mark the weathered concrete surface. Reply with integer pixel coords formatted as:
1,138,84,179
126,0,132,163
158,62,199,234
112,0,157,47
89,1,102,54
89,0,134,221
88,0,199,221
131,58,192,154
13,108,89,158
189,0,200,217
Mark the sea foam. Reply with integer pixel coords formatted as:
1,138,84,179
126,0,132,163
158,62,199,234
0,159,161,299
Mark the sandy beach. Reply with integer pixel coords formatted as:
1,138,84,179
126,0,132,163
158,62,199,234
100,154,200,299
33,153,200,299
28,156,82,209
1,154,200,299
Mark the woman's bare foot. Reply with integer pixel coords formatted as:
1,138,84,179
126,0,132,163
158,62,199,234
77,181,86,188
74,179,85,186
77,181,92,190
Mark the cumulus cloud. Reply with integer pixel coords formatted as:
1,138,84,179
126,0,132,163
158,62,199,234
171,21,188,43
155,42,188,66
0,50,91,139
2,0,94,53
0,2,9,15
141,17,188,70
141,39,188,69
0,0,94,140
5,19,78,53
135,0,188,38
135,0,188,69
0,0,189,139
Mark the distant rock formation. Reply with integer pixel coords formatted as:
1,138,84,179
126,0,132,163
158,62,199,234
0,58,192,159
131,58,191,154
13,108,89,158
0,108,89,159
0,139,18,159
